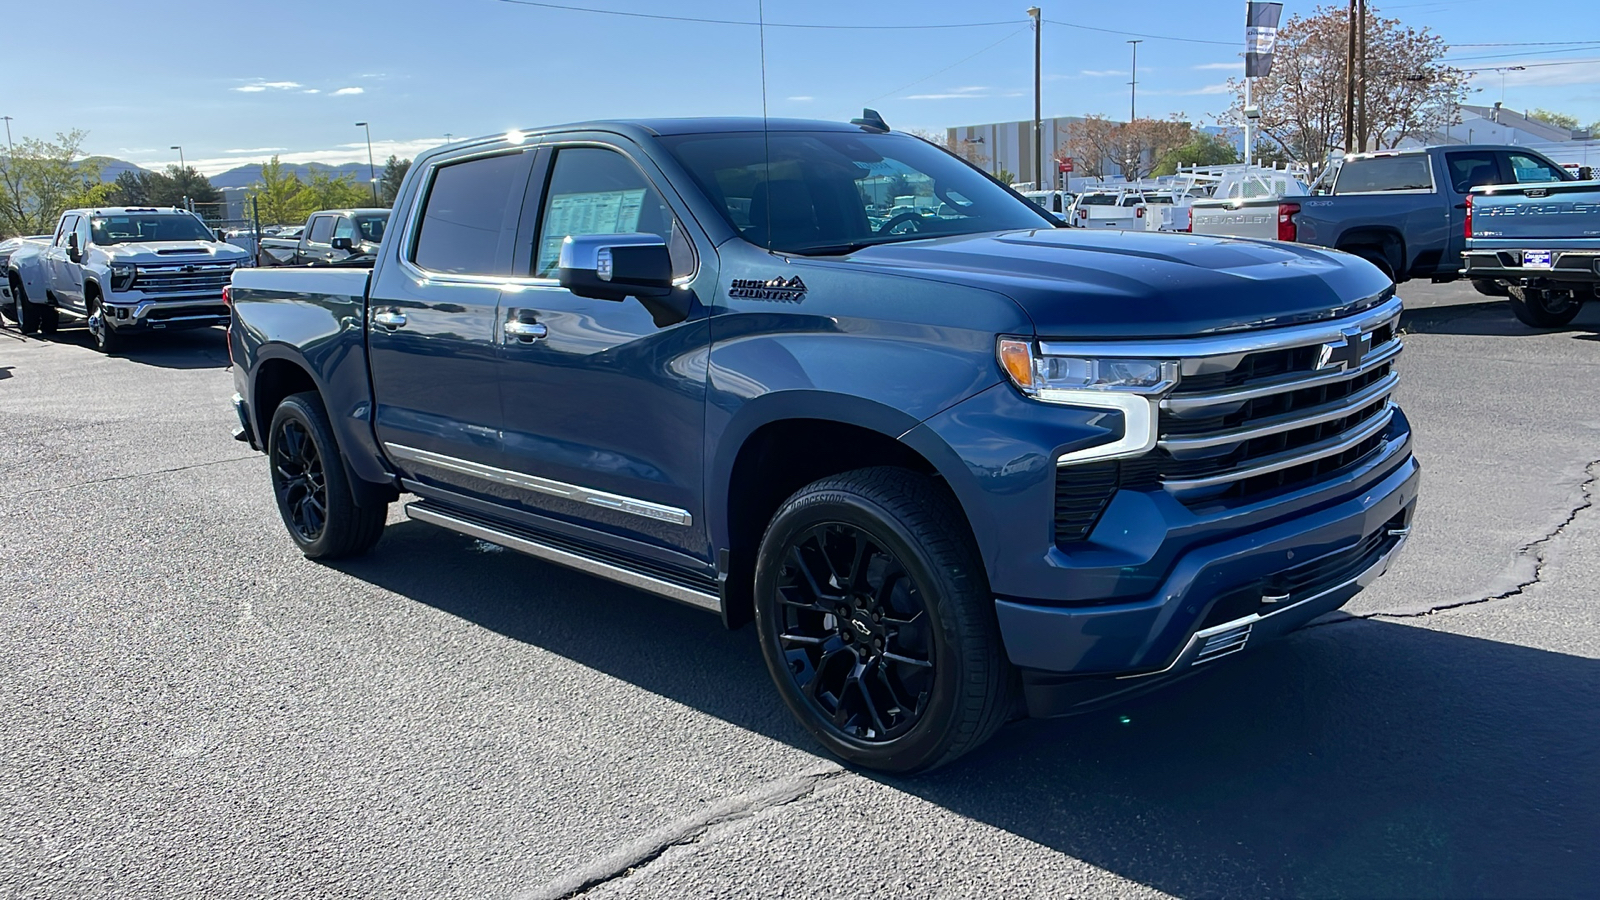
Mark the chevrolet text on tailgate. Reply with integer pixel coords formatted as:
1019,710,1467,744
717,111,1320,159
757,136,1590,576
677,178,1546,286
228,114,1420,772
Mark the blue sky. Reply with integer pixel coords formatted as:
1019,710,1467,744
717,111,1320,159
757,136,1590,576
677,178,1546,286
1,0,1596,175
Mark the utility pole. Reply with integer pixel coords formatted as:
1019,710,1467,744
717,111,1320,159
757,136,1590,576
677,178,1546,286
1343,0,1356,152
171,145,185,173
1128,40,1142,122
1,116,13,157
355,122,378,205
1028,7,1042,192
1356,0,1368,152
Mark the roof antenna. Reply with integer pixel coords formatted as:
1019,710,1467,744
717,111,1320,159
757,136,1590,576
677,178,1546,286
758,0,773,253
851,109,890,133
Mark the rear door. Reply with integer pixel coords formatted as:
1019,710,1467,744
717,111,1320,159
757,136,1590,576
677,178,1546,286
367,147,535,503
491,139,712,563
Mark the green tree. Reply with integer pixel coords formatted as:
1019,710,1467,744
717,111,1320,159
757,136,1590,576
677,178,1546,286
246,156,313,226
304,170,375,211
106,165,220,208
1529,109,1579,131
378,156,412,207
0,130,106,236
1153,132,1242,176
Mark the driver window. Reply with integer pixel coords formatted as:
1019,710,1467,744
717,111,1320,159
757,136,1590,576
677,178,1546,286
74,217,91,249
56,216,77,246
534,147,692,279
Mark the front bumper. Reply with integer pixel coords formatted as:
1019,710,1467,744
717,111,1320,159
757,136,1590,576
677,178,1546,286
1462,248,1600,286
101,295,230,332
997,450,1419,716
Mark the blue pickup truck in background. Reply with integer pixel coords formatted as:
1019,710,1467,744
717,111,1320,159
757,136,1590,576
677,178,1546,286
227,115,1420,772
1463,179,1600,327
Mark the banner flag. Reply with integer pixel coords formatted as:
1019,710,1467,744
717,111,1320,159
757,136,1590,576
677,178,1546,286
1245,2,1284,78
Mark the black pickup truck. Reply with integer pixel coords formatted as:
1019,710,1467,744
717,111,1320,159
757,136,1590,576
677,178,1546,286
1192,145,1577,291
228,115,1419,772
256,208,388,267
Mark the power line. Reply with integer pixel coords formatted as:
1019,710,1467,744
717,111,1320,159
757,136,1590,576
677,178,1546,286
1452,40,1600,47
1043,18,1234,46
493,0,1017,30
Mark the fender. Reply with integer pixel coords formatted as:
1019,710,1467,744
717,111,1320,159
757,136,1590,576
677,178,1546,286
9,244,49,305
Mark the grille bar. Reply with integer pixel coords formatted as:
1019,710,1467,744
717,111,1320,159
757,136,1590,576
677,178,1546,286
1163,338,1402,416
1159,371,1399,453
1163,404,1395,494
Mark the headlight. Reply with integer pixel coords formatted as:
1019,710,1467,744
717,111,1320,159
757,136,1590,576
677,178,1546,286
997,338,1180,465
110,264,136,291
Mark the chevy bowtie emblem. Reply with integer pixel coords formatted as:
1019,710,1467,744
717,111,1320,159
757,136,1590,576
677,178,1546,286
1316,327,1372,371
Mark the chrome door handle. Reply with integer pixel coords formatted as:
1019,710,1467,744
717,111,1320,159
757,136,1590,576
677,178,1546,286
373,310,407,329
505,320,548,341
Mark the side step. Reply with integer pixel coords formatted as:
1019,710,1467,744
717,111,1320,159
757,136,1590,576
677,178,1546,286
403,502,721,615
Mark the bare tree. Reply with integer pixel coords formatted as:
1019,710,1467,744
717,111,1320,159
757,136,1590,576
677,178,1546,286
1224,3,1465,167
1061,115,1193,181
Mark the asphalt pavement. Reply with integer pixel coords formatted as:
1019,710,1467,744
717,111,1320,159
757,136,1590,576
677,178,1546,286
1,284,1596,899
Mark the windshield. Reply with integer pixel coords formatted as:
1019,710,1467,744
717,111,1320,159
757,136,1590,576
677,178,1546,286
660,130,1053,254
90,214,214,245
355,214,388,243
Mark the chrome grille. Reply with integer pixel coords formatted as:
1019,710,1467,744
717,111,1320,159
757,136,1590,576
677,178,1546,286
131,263,234,294
1140,299,1404,506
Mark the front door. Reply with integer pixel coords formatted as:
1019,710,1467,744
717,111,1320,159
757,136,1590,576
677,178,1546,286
367,147,535,502
494,141,712,562
45,215,82,310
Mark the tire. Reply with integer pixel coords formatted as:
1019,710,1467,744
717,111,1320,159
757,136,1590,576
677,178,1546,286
1508,286,1582,329
12,276,39,334
1471,278,1509,298
753,467,1014,774
88,299,122,355
38,304,59,334
267,392,387,559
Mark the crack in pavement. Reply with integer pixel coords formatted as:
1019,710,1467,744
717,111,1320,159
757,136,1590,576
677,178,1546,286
1316,458,1598,628
16,455,260,496
515,767,848,900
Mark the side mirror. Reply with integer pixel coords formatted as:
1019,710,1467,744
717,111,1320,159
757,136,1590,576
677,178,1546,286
66,232,81,263
557,233,674,303
331,236,355,252
1580,166,1594,181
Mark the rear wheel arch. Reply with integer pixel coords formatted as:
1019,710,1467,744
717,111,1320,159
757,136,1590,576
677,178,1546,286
251,355,322,450
1336,229,1405,281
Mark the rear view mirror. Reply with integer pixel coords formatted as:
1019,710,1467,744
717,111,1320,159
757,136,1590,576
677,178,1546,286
331,236,355,252
558,234,674,303
66,232,81,263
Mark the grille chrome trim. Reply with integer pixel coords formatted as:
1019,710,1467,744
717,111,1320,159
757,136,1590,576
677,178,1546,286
1159,370,1399,453
1162,337,1402,416
1162,404,1396,493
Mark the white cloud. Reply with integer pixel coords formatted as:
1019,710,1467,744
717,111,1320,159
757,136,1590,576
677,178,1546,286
233,80,301,93
224,147,288,154
1477,58,1600,89
183,138,447,176
1080,69,1126,78
1194,61,1244,71
904,86,993,101
1145,82,1234,97
331,87,364,96
787,95,815,102
303,89,321,94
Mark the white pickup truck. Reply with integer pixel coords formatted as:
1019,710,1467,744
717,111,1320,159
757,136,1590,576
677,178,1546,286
5,206,250,352
1070,191,1146,229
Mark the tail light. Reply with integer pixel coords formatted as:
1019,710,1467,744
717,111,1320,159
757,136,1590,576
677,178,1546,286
1077,208,1088,220
1184,209,1193,233
1135,207,1146,218
1277,202,1300,242
221,284,232,306
1464,194,1474,241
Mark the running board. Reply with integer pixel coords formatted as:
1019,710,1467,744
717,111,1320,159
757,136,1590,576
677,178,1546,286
403,502,721,615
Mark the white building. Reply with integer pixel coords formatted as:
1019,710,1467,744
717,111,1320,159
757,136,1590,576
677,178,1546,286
947,117,1102,193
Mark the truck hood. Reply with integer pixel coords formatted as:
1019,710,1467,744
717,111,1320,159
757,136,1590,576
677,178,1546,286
96,242,250,264
839,228,1392,339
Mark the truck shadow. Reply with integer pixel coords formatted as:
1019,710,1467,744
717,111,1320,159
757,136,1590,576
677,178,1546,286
32,324,231,369
1401,297,1600,339
335,521,1599,899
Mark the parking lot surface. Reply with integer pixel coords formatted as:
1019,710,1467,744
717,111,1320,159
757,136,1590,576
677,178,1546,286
2,284,1597,899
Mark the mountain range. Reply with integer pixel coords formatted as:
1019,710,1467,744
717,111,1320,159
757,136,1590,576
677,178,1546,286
80,157,375,190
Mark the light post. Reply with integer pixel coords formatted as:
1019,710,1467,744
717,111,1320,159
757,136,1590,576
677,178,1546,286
1027,6,1041,192
444,133,453,144
2,116,14,157
355,122,378,205
170,145,185,172
1127,40,1143,122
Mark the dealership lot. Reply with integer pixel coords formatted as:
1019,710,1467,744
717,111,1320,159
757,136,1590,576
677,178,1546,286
1,284,1596,898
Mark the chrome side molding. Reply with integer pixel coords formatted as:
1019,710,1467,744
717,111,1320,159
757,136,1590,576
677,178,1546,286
404,502,720,614
384,443,693,527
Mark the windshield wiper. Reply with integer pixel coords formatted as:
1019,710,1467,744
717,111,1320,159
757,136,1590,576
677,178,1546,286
785,236,935,257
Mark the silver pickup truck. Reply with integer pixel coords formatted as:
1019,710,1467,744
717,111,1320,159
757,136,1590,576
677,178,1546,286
1462,180,1600,328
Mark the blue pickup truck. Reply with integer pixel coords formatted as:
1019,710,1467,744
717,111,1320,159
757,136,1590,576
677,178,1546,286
1462,179,1600,327
228,115,1419,772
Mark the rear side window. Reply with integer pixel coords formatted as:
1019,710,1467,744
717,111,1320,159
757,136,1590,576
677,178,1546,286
1505,152,1568,185
412,152,529,276
1445,151,1499,193
307,216,335,244
1078,194,1115,206
1335,155,1434,193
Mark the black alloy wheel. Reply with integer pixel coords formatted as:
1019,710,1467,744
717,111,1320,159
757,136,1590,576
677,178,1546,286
272,417,328,544
774,522,936,743
1508,285,1583,329
265,392,388,560
754,467,1014,774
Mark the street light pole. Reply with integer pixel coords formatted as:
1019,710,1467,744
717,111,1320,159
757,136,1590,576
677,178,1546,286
170,145,185,172
1128,40,1142,122
1028,7,1041,192
355,122,378,205
2,116,14,157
